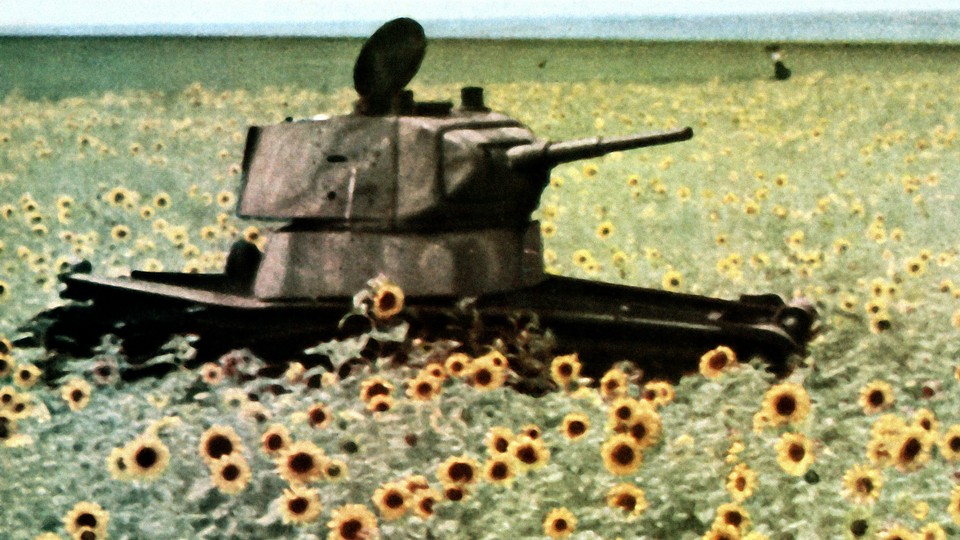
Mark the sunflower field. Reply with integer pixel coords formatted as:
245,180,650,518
2,37,960,540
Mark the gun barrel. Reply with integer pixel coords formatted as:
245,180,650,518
506,126,693,169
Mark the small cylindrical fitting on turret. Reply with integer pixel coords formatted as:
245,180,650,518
460,86,489,111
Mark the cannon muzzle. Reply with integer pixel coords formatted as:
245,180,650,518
506,126,693,169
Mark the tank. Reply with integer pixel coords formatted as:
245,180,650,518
24,18,816,383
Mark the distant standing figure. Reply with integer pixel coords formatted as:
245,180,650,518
766,45,792,81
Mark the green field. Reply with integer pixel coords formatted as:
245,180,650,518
2,37,960,539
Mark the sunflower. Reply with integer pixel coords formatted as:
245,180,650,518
324,458,348,482
8,393,32,420
211,453,252,494
371,281,404,320
606,483,648,517
485,426,513,455
436,455,480,486
372,481,411,520
199,363,224,385
725,462,757,502
277,440,327,484
543,507,576,539
106,446,129,481
912,408,939,439
307,403,334,430
405,373,441,401
60,378,92,412
662,269,683,291
443,484,468,502
14,363,42,389
198,425,244,465
327,503,380,540
601,434,643,476
63,501,109,539
443,353,471,377
482,455,518,486
549,353,581,388
422,363,446,381
90,357,119,385
607,397,644,431
366,394,394,414
359,376,394,403
775,432,815,476
241,401,271,423
280,485,322,524
560,412,590,441
0,354,12,378
520,423,542,440
918,523,946,540
893,426,931,472
642,380,675,407
625,407,662,450
508,435,551,471
858,381,894,415
33,533,62,540
949,484,960,526
881,524,915,540
117,434,169,480
0,385,16,409
760,382,811,426
411,488,441,519
403,474,431,494
596,221,615,240
0,411,16,443
713,502,751,533
599,367,628,400
865,436,894,468
466,356,507,392
699,346,737,378
939,424,960,461
701,523,740,540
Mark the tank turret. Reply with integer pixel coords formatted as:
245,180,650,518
238,18,693,299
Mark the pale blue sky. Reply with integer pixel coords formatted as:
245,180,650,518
3,0,958,27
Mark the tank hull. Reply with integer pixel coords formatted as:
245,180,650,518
27,269,815,382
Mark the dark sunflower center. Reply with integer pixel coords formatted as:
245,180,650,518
475,369,492,386
366,383,389,398
856,477,873,494
788,443,805,462
420,498,434,514
18,369,31,381
567,421,586,437
417,382,433,396
643,389,657,401
80,531,97,540
446,487,464,501
310,408,326,425
494,438,509,453
76,513,98,528
136,447,158,468
554,518,568,531
385,492,404,508
920,419,931,430
950,436,960,452
613,444,635,465
491,462,508,479
604,380,619,392
708,353,727,370
71,389,84,402
735,477,746,490
222,464,240,481
340,519,362,539
630,423,647,441
867,390,885,407
517,446,537,464
616,406,632,420
449,361,464,373
374,400,390,412
0,424,8,439
378,291,397,311
775,395,797,416
449,462,474,482
850,519,869,536
558,363,573,377
289,453,315,474
0,393,10,404
206,435,234,459
616,494,636,511
725,512,743,527
901,438,922,461
266,434,283,451
327,464,342,477
288,497,308,515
